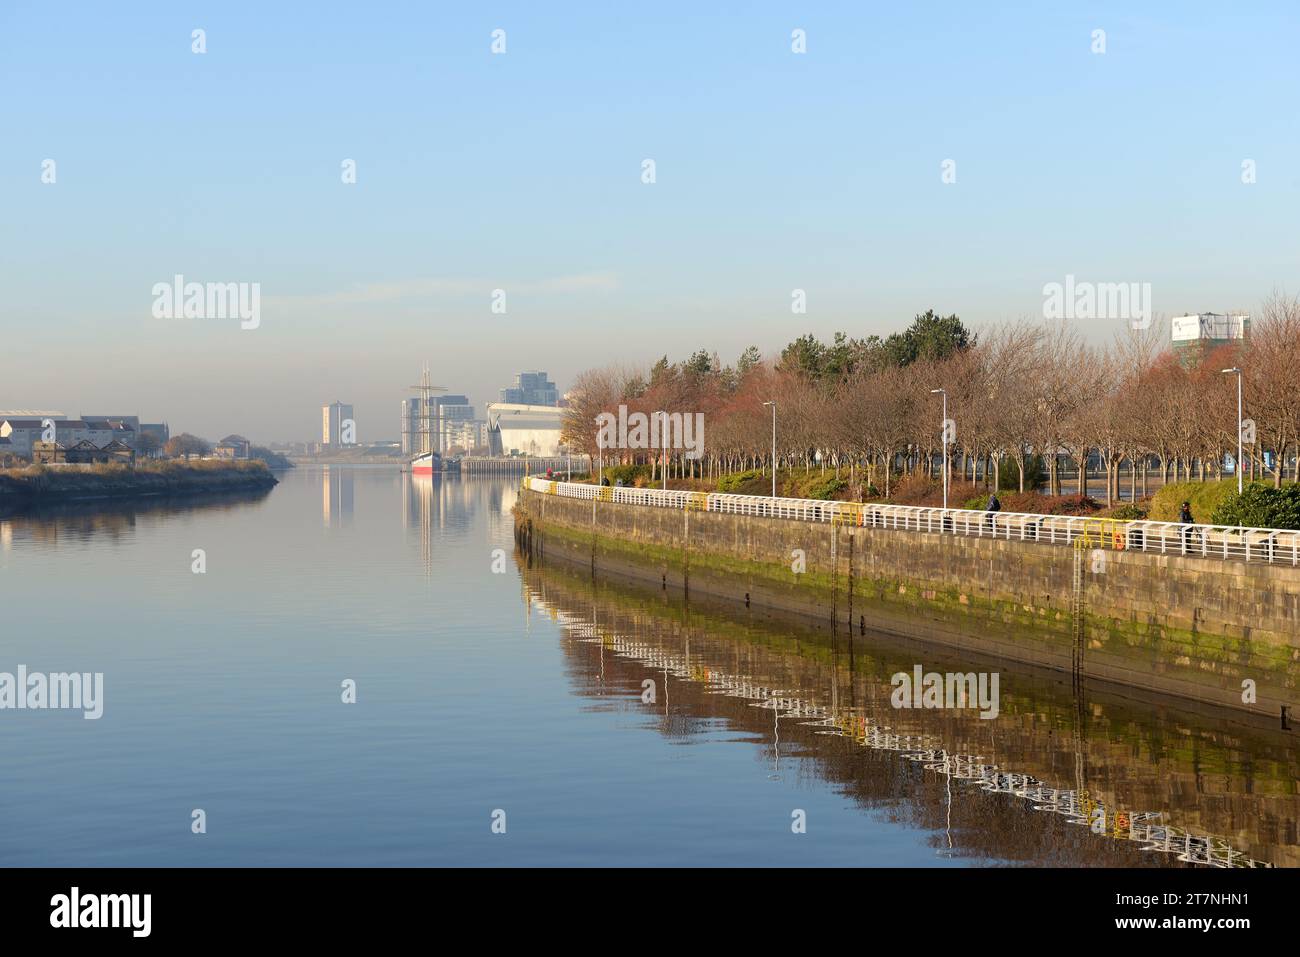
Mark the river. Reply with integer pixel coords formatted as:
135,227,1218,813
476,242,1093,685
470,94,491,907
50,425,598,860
0,466,1294,866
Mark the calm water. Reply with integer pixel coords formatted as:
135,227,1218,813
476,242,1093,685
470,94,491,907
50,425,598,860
1,466,1296,867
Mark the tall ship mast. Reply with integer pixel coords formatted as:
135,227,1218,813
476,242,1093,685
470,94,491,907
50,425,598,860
407,364,455,474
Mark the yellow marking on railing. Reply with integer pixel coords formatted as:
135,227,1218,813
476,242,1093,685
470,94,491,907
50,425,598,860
597,486,613,503
832,503,865,526
1077,517,1128,550
547,481,557,495
686,492,709,511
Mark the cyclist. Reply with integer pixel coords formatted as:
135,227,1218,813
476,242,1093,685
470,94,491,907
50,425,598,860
1179,501,1196,550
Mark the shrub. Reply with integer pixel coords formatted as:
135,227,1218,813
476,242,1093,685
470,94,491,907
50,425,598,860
1106,503,1147,521
883,474,984,507
601,464,651,486
1210,482,1300,529
798,475,847,500
717,469,763,493
1149,480,1237,523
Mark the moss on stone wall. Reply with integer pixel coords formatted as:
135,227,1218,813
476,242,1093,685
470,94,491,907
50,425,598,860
517,489,1300,712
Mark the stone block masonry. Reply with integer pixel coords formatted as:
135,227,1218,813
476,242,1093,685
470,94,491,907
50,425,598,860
517,488,1299,719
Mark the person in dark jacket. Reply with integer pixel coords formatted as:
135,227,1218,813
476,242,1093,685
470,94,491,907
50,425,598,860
985,493,1001,530
1179,501,1195,550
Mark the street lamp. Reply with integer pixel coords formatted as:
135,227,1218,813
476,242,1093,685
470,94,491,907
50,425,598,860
762,401,776,498
1222,367,1243,494
653,411,667,490
594,416,603,486
930,388,948,510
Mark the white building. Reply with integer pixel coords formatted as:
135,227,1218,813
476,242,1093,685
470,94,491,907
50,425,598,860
486,403,564,457
444,419,488,453
1171,313,1249,344
0,410,67,421
322,401,355,446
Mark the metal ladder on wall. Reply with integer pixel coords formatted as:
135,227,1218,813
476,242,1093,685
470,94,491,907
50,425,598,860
1071,542,1085,690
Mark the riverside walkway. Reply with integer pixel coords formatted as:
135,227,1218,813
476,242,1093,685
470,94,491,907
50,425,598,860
523,477,1300,567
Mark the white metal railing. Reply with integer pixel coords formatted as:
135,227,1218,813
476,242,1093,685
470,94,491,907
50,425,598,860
523,476,1300,566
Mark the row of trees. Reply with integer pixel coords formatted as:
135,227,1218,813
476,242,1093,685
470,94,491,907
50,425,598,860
561,295,1300,504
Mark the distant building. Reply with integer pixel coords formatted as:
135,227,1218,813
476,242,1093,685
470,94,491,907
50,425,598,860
499,371,559,407
82,415,140,436
31,438,136,467
0,419,93,456
139,423,170,453
0,414,149,452
214,434,252,460
401,395,476,454
0,410,66,421
83,419,137,448
444,419,488,453
322,401,355,446
486,403,564,456
1172,313,1249,365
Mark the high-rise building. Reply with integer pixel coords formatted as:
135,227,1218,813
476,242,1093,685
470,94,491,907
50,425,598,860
1171,313,1249,366
322,401,355,446
1171,312,1248,344
402,395,476,454
499,371,559,407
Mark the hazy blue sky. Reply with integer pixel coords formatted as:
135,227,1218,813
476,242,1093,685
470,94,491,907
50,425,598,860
3,2,1297,441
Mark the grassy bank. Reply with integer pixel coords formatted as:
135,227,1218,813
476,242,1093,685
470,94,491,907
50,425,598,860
0,460,278,504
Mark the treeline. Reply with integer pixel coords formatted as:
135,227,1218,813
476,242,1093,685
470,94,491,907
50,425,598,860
561,294,1300,505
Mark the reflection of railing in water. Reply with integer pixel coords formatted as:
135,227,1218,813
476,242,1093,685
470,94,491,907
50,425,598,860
539,597,1271,869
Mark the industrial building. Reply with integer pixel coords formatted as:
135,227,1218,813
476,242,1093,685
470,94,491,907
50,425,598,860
486,403,565,457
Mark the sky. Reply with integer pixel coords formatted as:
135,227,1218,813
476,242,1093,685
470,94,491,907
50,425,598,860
2,2,1298,442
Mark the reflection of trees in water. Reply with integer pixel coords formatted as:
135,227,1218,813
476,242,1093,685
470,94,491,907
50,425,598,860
0,489,273,548
524,562,1294,868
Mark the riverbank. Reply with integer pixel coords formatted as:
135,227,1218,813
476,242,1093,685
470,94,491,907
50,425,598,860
0,461,279,507
515,485,1300,719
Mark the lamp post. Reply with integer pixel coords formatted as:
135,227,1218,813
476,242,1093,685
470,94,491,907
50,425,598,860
762,401,776,498
653,411,667,490
595,417,603,486
930,388,948,510
1222,367,1243,494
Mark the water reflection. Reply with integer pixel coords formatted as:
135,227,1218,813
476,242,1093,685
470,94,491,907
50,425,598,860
400,472,515,575
0,488,273,550
523,556,1299,867
321,466,354,528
